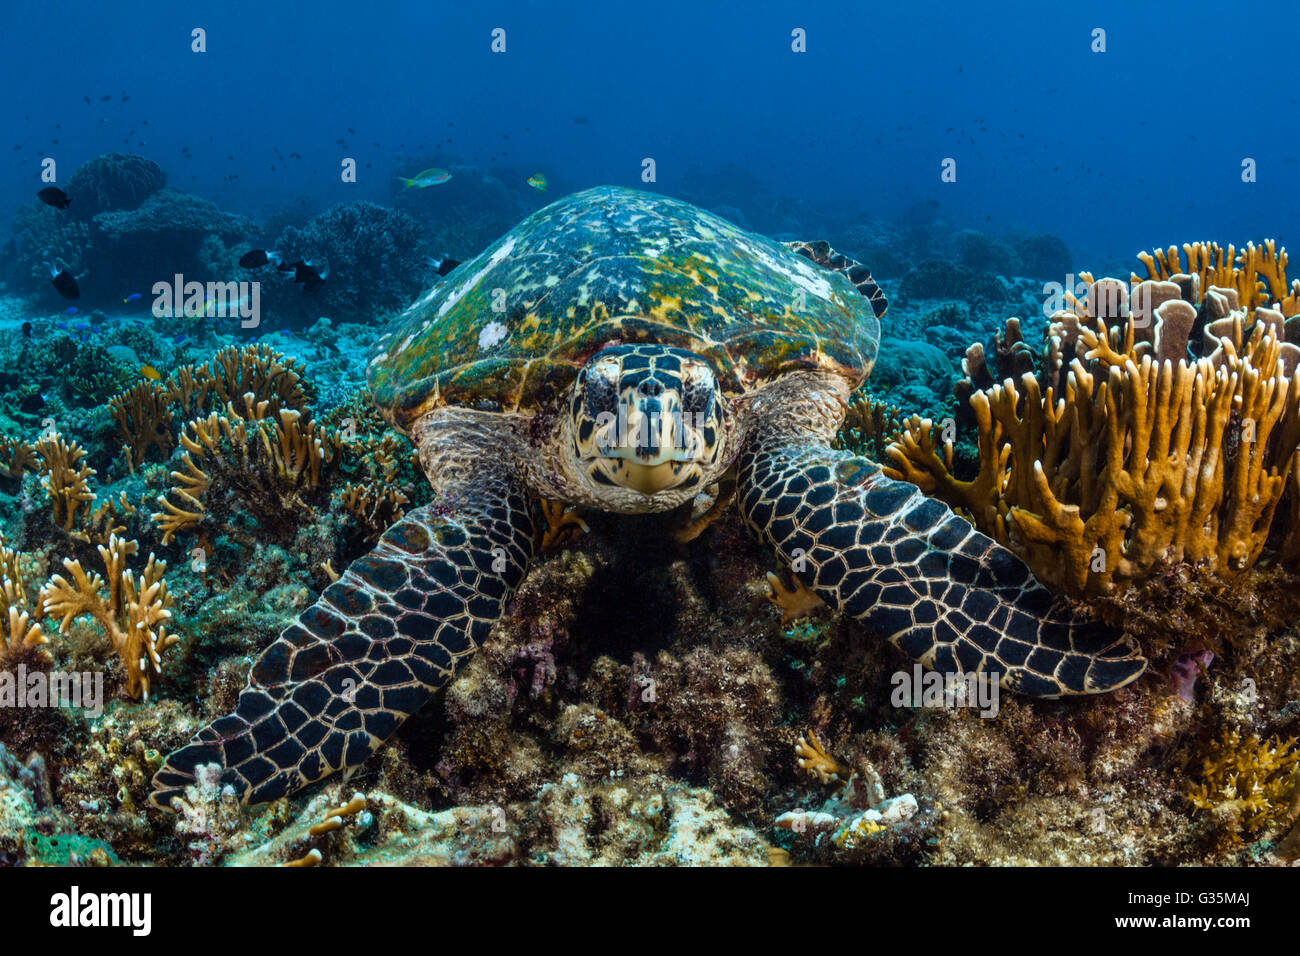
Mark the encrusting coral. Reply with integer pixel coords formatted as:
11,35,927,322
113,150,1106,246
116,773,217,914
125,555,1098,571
885,240,1300,594
39,534,177,700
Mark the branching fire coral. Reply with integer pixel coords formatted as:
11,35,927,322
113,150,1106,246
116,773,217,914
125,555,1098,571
34,433,96,532
337,482,408,544
1188,730,1299,837
152,395,338,545
39,535,177,700
1,606,48,668
109,381,174,471
832,395,904,460
164,343,310,420
885,242,1300,594
1,533,49,667
1135,239,1300,317
0,438,37,482
794,732,852,785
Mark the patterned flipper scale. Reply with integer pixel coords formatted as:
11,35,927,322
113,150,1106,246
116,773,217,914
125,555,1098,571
786,240,888,320
737,440,1146,696
150,488,536,809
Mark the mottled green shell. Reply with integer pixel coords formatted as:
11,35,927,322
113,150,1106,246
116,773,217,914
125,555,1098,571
368,185,880,429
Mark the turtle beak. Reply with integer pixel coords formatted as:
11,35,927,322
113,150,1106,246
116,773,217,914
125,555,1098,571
621,462,680,494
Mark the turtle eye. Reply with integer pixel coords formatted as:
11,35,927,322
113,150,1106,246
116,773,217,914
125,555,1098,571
680,365,715,421
582,361,620,419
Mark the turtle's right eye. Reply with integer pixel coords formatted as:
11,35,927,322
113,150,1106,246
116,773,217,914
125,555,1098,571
582,364,619,419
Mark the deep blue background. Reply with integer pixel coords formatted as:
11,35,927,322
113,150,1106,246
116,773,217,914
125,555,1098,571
2,0,1296,264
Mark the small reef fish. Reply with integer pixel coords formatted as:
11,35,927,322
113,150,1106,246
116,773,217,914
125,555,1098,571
398,167,451,188
140,364,161,381
426,255,461,277
527,173,548,192
65,306,77,315
239,249,281,269
288,260,328,296
49,265,79,300
123,292,143,304
37,187,71,209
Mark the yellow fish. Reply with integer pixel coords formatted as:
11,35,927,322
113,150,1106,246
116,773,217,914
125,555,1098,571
140,364,162,381
527,173,548,192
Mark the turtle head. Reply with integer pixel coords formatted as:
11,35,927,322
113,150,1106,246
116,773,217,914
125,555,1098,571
569,344,726,501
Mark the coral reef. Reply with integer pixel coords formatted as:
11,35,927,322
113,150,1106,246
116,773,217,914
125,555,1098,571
268,201,426,325
39,534,177,699
1188,730,1298,842
898,258,1009,308
152,395,338,547
885,244,1300,594
64,152,166,220
3,194,1300,872
1013,233,1072,280
90,189,255,300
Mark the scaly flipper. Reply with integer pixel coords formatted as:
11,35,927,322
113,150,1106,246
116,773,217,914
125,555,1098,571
150,472,536,809
785,240,888,320
736,428,1145,697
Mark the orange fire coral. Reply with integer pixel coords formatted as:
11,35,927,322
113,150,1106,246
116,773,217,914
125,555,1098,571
1135,239,1300,316
886,255,1300,594
1188,730,1300,836
794,732,852,785
34,433,96,532
1,605,48,667
153,394,338,545
109,381,174,471
165,343,310,419
0,437,37,481
39,534,177,700
1,531,48,666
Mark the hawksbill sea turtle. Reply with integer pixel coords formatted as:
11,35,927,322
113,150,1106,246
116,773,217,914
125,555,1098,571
150,186,1145,809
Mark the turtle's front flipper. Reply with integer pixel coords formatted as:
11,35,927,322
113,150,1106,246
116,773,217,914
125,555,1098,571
736,437,1145,697
150,483,536,809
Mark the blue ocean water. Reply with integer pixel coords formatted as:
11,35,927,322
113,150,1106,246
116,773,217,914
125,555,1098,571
3,0,1295,267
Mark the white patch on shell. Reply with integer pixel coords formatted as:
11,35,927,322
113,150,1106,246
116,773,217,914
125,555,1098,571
403,284,439,317
736,236,832,301
478,321,508,350
369,350,388,366
439,235,517,320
